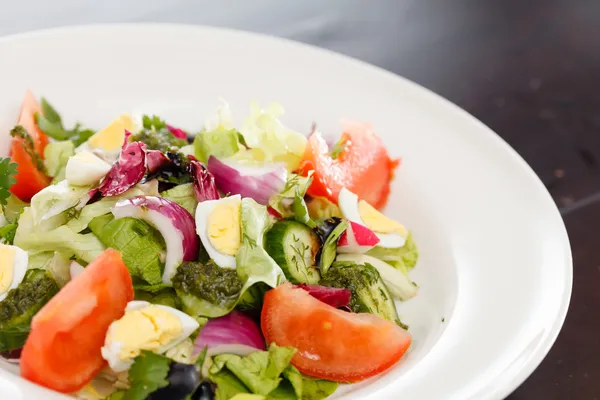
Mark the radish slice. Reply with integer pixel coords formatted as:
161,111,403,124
194,311,266,357
337,221,380,254
296,284,351,308
111,196,199,284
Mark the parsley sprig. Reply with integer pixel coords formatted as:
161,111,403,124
0,158,17,207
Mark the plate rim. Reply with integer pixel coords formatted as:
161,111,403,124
0,23,573,400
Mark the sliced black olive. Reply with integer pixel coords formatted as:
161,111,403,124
147,362,201,400
191,381,216,400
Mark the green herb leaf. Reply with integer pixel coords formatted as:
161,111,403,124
0,223,18,245
318,219,348,275
122,351,171,400
330,137,347,159
40,98,62,124
0,158,18,207
35,113,70,141
142,115,167,130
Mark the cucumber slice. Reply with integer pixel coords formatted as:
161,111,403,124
265,221,321,284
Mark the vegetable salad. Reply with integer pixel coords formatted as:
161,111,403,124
0,91,419,400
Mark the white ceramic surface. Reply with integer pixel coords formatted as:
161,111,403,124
0,25,571,400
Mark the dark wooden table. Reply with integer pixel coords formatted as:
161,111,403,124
368,1,598,398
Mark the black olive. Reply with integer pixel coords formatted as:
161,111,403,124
191,381,216,400
147,363,201,400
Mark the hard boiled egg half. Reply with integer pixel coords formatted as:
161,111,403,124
0,244,28,301
338,187,407,248
101,300,199,372
76,114,141,162
195,195,242,269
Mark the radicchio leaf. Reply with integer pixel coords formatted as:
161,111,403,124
166,124,188,140
186,157,220,202
96,130,147,196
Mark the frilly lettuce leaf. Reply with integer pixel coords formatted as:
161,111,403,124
30,180,91,225
14,207,105,263
210,344,296,396
43,140,74,182
209,344,338,400
366,231,419,275
160,183,198,217
213,101,307,172
268,173,312,220
89,214,165,285
67,183,159,233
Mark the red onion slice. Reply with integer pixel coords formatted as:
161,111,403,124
296,284,351,308
194,311,266,357
207,156,287,205
97,131,147,196
111,196,199,284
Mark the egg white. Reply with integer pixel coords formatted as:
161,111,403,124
0,245,28,302
338,187,406,249
66,151,112,187
101,301,199,372
195,195,242,269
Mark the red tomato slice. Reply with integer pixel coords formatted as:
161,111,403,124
9,138,50,202
21,249,133,393
297,121,400,209
261,283,411,382
9,90,51,201
17,89,49,157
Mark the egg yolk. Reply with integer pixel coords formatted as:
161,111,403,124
0,246,16,295
207,200,242,256
88,114,134,152
358,200,407,236
107,305,183,361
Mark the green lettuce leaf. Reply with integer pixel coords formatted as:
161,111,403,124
366,231,419,275
29,180,91,225
268,173,311,218
89,214,165,285
194,127,241,163
2,194,27,224
67,185,153,233
14,207,105,263
43,140,74,182
210,344,296,396
0,223,17,245
228,102,307,172
209,345,338,400
160,183,198,217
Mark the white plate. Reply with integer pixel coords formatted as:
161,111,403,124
0,24,571,400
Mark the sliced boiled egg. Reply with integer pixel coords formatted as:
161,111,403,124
0,244,28,301
338,187,407,248
101,300,199,373
65,151,112,187
77,114,141,162
195,195,242,269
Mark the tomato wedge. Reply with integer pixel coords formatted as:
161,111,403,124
21,249,133,393
9,90,51,201
17,89,49,157
261,283,411,382
297,121,399,209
